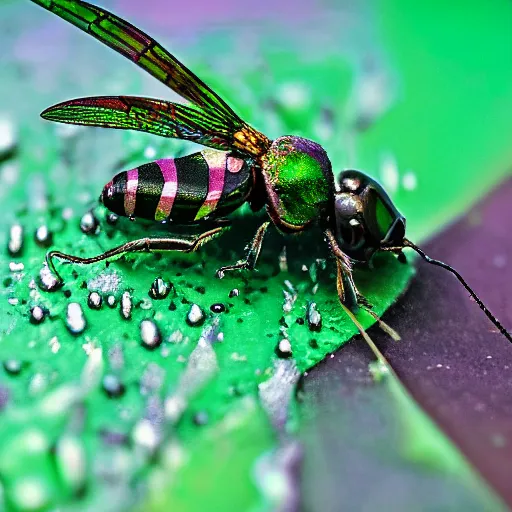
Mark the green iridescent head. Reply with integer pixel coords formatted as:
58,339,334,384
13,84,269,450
334,170,406,261
263,136,334,231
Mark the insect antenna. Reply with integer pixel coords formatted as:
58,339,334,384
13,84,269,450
402,238,512,343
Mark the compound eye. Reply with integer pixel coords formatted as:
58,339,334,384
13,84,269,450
339,218,365,250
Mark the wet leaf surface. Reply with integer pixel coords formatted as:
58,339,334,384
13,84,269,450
0,1,511,510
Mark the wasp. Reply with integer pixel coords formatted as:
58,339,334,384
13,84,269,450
32,0,511,343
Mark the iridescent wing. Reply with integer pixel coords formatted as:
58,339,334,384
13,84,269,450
43,96,249,152
31,0,271,157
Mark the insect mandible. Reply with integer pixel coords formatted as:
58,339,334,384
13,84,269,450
32,0,511,344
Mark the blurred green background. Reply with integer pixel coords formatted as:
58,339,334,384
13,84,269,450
0,0,511,510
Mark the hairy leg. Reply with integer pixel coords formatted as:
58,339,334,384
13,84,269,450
46,225,227,282
326,229,400,340
216,221,270,278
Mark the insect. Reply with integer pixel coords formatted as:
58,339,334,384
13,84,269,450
33,0,511,344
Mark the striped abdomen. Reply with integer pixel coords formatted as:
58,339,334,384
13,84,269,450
101,149,254,223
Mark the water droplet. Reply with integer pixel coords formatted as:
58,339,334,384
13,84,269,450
106,213,119,225
132,418,160,452
148,277,172,299
30,305,46,324
193,411,209,426
62,207,74,221
276,339,292,358
29,372,48,395
66,303,86,335
38,262,62,292
307,302,322,332
120,291,132,320
402,171,417,191
0,117,16,157
8,261,23,274
186,304,205,326
144,145,157,159
3,359,22,375
380,154,399,194
140,319,162,349
49,336,61,354
210,303,225,313
55,435,87,495
80,211,99,234
10,477,51,511
87,291,102,310
102,374,126,398
34,225,53,248
7,223,23,256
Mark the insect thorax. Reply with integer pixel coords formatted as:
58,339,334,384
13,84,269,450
262,136,334,231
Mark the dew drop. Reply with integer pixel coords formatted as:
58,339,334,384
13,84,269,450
3,359,22,375
80,211,99,234
276,339,292,358
34,225,53,248
149,277,172,299
307,302,322,332
186,304,205,327
30,305,46,324
38,262,62,292
87,291,102,310
66,303,86,335
7,223,23,256
102,374,126,398
140,319,162,349
120,291,132,320
210,303,225,313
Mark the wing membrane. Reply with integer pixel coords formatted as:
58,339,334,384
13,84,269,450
31,0,271,157
42,96,241,151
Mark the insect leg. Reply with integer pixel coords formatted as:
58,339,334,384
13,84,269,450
216,221,270,278
46,225,227,282
325,228,361,310
326,229,401,341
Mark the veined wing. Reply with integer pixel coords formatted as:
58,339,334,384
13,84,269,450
31,0,271,157
42,96,251,152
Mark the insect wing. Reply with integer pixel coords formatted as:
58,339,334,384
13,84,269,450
31,0,271,157
42,96,237,151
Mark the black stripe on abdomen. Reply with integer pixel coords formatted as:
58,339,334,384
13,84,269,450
105,171,127,216
134,162,165,219
172,153,209,222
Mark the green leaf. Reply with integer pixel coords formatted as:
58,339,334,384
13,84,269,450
0,1,510,510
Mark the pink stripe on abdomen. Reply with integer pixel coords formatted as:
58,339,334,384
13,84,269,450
195,150,227,220
155,159,178,221
124,168,138,217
